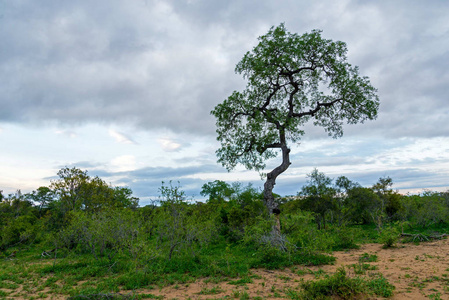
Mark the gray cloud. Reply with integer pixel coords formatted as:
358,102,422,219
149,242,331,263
0,0,242,133
1,0,448,140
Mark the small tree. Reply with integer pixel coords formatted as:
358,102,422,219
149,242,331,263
27,186,55,217
345,187,381,225
50,167,138,214
200,180,236,203
212,24,379,235
372,177,402,221
50,167,90,213
156,181,216,259
299,169,337,229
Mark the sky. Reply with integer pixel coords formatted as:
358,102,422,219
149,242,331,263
1,0,448,204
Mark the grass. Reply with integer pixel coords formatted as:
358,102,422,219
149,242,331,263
351,262,378,275
359,252,378,263
198,286,225,295
228,276,253,286
0,238,335,298
298,268,395,299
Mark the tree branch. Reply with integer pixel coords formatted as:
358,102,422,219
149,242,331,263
257,143,282,154
279,65,315,76
292,98,343,118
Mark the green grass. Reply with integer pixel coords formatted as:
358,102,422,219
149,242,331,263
359,252,378,263
0,237,337,298
228,276,253,285
198,286,225,295
351,262,378,275
298,268,395,299
0,290,9,297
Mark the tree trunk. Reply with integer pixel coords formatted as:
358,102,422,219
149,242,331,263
263,140,291,238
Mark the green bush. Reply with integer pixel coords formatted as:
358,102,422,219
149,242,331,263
330,227,360,250
57,209,143,261
379,227,400,248
281,211,334,253
299,267,394,299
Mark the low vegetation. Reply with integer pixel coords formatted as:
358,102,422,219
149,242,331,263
293,267,394,299
1,167,449,299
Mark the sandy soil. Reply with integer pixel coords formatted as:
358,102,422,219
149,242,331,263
144,238,449,299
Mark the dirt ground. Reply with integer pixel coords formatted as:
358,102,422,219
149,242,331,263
144,238,449,299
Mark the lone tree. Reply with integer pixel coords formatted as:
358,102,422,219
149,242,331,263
212,24,379,232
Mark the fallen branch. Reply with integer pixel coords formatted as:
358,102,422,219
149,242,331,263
41,248,56,258
5,250,17,260
401,233,448,242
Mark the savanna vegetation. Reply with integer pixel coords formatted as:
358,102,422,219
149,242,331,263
1,166,449,299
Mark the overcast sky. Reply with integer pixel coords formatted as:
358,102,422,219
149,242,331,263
1,0,448,204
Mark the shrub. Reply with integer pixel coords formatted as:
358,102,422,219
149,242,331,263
300,267,395,299
281,211,334,253
57,209,143,261
331,227,360,250
379,227,400,248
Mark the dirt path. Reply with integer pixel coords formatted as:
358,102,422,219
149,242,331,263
144,238,449,299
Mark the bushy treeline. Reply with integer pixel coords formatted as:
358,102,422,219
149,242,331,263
0,167,138,252
284,169,449,232
1,167,448,269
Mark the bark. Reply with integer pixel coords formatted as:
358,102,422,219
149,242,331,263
263,135,291,238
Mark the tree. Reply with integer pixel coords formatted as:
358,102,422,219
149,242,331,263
27,186,54,217
345,187,381,224
299,169,337,229
50,167,90,213
200,180,236,203
372,176,402,220
334,176,360,225
50,167,138,214
211,24,379,233
0,191,38,250
156,181,216,260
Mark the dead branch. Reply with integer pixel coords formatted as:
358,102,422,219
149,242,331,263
5,250,17,260
401,233,448,242
41,248,56,258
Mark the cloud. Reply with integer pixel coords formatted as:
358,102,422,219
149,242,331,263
90,163,226,199
55,129,77,138
62,161,101,169
108,129,137,144
0,1,446,140
0,0,243,134
110,155,136,172
158,137,182,152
